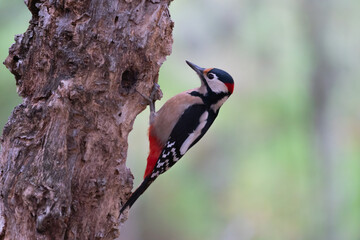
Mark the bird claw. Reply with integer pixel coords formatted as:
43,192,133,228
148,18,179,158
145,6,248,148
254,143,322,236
136,83,163,124
150,83,163,103
136,83,162,104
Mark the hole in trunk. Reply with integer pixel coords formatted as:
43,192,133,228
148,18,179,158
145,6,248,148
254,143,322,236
121,68,138,91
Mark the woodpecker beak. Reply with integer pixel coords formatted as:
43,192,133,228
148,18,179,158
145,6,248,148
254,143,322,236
186,60,205,76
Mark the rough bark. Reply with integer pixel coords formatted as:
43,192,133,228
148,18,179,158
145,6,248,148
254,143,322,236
0,0,173,239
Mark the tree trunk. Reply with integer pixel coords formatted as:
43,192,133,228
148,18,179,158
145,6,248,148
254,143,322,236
0,0,173,239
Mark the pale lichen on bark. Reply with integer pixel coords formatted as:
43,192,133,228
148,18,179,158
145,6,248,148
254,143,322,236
0,0,173,239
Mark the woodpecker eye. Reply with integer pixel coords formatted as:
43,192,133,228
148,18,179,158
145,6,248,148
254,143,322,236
207,73,215,79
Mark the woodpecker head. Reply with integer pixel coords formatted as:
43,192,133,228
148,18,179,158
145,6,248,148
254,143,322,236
186,60,234,96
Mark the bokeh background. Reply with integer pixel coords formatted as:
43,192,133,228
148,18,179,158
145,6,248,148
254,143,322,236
1,0,360,239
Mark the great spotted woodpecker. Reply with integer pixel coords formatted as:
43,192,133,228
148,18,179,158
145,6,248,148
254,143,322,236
120,61,234,214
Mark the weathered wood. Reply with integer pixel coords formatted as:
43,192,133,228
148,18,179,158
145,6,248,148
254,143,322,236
0,0,173,239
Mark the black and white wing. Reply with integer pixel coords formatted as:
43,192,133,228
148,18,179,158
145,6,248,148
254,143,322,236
149,104,218,179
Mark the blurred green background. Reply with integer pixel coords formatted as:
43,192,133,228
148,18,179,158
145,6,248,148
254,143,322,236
1,0,360,240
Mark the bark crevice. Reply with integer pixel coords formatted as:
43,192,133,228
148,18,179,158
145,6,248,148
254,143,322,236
0,0,173,239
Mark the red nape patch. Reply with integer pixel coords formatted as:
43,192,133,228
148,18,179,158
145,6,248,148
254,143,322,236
144,127,163,179
225,83,234,94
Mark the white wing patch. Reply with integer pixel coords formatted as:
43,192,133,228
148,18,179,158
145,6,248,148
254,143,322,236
167,141,175,147
150,141,179,179
162,152,170,158
151,171,160,178
171,148,180,162
180,111,209,155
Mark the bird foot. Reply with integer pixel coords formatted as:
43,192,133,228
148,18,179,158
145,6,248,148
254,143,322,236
136,83,163,124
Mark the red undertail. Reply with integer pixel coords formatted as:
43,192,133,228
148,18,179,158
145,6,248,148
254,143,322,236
144,126,163,179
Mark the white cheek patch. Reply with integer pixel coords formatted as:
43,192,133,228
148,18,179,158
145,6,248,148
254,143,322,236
207,79,228,93
180,111,209,155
